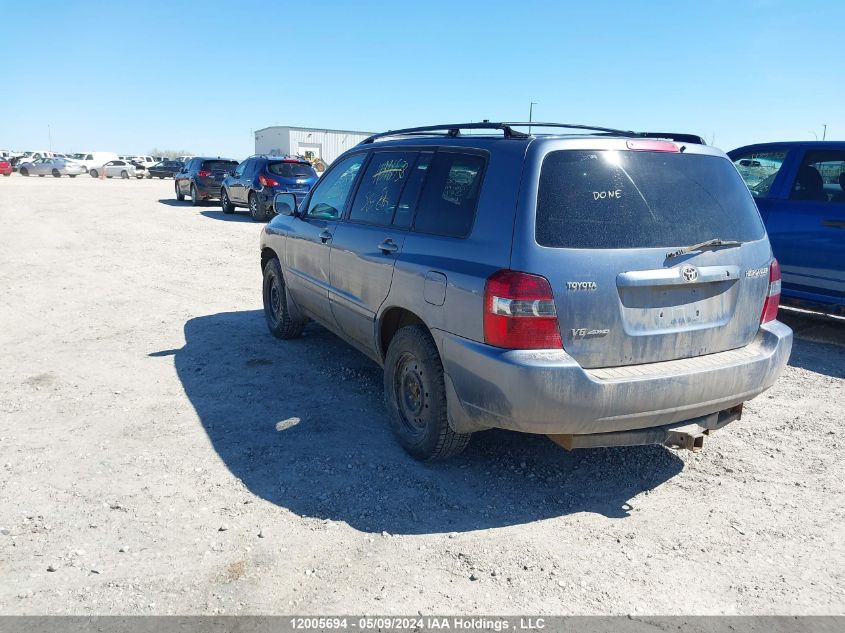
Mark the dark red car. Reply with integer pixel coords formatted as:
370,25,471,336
0,160,12,177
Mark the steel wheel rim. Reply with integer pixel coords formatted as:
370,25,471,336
265,273,282,325
394,352,427,437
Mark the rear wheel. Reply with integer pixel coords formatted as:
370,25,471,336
221,189,235,214
89,169,98,178
249,192,267,221
383,325,471,461
262,258,305,339
69,175,76,178
175,181,184,201
120,170,129,179
20,168,29,176
190,183,201,206
52,169,61,178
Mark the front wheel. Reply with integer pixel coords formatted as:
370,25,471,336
262,258,305,339
89,169,98,178
120,170,129,179
52,169,61,178
249,192,267,221
190,184,201,206
20,168,29,176
383,325,471,461
221,189,235,214
175,181,184,201
69,175,76,178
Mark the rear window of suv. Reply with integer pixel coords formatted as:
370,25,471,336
201,160,238,171
267,161,316,178
536,150,765,249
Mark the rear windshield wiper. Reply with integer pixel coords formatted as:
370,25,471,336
666,238,742,259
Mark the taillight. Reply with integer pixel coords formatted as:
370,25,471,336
484,270,562,349
761,258,781,324
197,169,211,177
259,174,279,187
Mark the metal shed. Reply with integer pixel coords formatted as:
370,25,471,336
254,126,374,166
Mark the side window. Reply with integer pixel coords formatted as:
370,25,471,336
412,152,486,238
85,154,93,160
234,160,248,178
731,149,788,198
349,151,418,226
305,154,366,220
393,152,433,228
790,150,845,203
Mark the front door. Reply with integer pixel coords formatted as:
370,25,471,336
283,152,367,323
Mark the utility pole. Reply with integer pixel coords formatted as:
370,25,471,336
529,102,537,135
822,124,827,141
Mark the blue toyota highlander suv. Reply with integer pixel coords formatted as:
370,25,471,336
221,155,318,222
729,141,845,315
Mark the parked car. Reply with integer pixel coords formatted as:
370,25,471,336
89,160,137,179
130,155,157,169
18,157,86,177
221,155,318,221
126,160,150,179
149,160,184,179
729,141,845,315
260,122,792,461
176,155,194,164
0,159,11,176
174,157,238,206
70,152,120,173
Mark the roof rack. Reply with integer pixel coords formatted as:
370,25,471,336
359,122,704,145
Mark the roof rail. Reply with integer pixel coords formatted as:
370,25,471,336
359,122,704,145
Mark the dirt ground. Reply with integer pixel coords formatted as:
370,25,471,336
0,174,843,615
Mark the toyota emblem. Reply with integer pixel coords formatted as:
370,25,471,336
681,265,699,282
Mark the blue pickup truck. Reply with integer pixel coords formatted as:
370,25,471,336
729,141,845,315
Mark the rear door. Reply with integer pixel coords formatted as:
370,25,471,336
515,141,773,369
228,159,250,203
761,148,845,306
328,150,421,352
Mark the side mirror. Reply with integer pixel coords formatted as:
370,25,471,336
273,192,298,217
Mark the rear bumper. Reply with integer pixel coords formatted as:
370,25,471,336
196,181,222,199
437,320,793,435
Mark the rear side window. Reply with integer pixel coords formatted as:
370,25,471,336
268,161,317,178
790,150,845,203
536,150,765,249
202,160,238,171
413,152,485,237
349,151,418,226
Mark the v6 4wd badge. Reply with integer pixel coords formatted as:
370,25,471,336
566,281,597,290
571,328,610,339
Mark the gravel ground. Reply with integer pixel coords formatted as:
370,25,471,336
0,174,843,615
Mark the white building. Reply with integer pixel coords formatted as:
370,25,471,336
254,126,374,166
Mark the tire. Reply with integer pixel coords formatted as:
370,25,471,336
38,174,45,177
3,173,10,177
383,325,471,461
262,258,305,339
89,169,98,178
20,168,28,176
249,192,267,221
175,181,184,201
158,176,164,179
52,169,61,178
120,170,129,179
221,188,235,214
69,175,76,178
190,183,201,206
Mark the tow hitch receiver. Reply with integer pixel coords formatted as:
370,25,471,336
548,405,743,452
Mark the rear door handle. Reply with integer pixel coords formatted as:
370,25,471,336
378,239,399,254
319,230,333,243
822,219,845,229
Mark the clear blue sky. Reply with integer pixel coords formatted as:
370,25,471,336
1,0,841,158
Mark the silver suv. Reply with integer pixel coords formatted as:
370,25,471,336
259,122,792,461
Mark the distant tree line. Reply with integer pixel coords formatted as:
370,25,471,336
149,148,194,160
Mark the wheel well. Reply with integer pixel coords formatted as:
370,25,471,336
261,247,278,273
379,308,424,359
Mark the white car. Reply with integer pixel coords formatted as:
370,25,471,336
130,155,157,169
18,157,86,178
70,152,120,173
89,160,137,179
